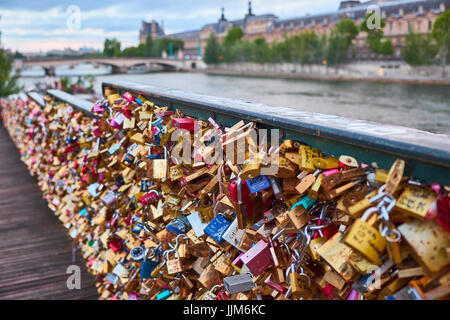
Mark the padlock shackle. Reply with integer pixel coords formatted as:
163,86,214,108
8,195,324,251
361,206,380,221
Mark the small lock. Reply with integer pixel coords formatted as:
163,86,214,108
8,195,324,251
130,246,146,261
344,207,387,263
165,250,183,275
290,271,312,299
138,190,159,206
240,239,274,276
153,145,168,179
223,273,255,294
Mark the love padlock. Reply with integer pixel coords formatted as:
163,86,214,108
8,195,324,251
344,207,387,263
138,190,159,206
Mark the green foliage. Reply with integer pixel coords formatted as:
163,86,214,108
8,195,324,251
102,35,183,58
204,27,326,65
432,9,450,47
360,12,392,55
14,51,25,59
326,19,359,68
0,32,21,97
252,38,272,63
336,18,360,45
119,46,145,57
150,38,184,58
103,38,121,57
224,27,244,46
403,29,437,66
325,30,350,68
145,35,153,57
203,33,221,64
60,77,73,93
432,9,450,75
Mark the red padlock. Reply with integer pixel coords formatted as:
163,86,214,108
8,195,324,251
215,290,229,300
138,190,159,206
109,237,123,252
240,239,274,276
121,104,132,119
172,118,198,132
436,195,450,233
229,179,253,220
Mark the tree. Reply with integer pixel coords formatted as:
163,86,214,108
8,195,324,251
224,27,243,47
103,38,121,57
120,46,144,57
433,9,450,77
0,30,21,97
203,33,221,64
326,30,349,73
326,19,359,72
360,12,392,55
145,35,153,57
337,18,359,45
298,32,322,66
252,38,272,63
151,38,184,58
403,29,437,66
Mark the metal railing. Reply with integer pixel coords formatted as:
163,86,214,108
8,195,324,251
25,82,450,185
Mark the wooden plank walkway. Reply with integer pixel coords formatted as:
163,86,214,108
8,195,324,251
0,123,98,300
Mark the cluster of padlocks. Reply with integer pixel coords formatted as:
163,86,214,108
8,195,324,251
1,89,449,300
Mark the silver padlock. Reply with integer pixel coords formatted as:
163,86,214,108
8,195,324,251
223,273,255,294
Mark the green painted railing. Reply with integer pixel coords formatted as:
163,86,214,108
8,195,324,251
28,81,450,185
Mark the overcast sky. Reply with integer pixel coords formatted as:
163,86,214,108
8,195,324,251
0,0,341,53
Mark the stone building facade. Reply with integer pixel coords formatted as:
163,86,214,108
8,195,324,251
139,0,450,59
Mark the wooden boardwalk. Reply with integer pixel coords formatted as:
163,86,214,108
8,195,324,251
0,123,98,300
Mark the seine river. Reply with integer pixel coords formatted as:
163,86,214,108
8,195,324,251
20,65,450,134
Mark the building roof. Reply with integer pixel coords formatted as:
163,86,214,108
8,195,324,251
158,0,449,40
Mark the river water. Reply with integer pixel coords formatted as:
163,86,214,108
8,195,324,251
20,65,450,134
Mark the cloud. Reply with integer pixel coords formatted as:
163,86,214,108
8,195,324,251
0,0,339,52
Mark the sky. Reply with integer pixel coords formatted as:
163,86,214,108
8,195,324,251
0,0,341,53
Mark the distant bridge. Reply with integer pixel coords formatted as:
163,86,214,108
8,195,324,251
19,57,206,75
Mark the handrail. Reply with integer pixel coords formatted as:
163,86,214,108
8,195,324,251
26,91,45,107
22,81,450,184
46,89,95,117
101,80,450,185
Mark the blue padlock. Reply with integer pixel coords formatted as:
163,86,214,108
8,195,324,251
291,195,317,211
246,175,271,193
132,223,144,234
154,133,160,146
166,215,191,235
156,289,171,300
79,208,87,216
147,145,163,159
204,214,232,243
135,98,143,105
140,260,159,279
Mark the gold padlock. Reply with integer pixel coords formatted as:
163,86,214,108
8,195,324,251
153,146,168,179
299,145,322,171
309,237,327,261
239,158,261,180
166,250,184,275
344,207,387,263
312,157,339,169
395,185,437,220
290,271,312,299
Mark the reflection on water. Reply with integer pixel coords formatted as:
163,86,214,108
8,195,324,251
20,69,450,134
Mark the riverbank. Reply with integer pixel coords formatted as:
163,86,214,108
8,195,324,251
201,61,450,85
202,69,450,85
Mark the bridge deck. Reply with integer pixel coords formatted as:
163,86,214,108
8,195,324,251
0,124,98,300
